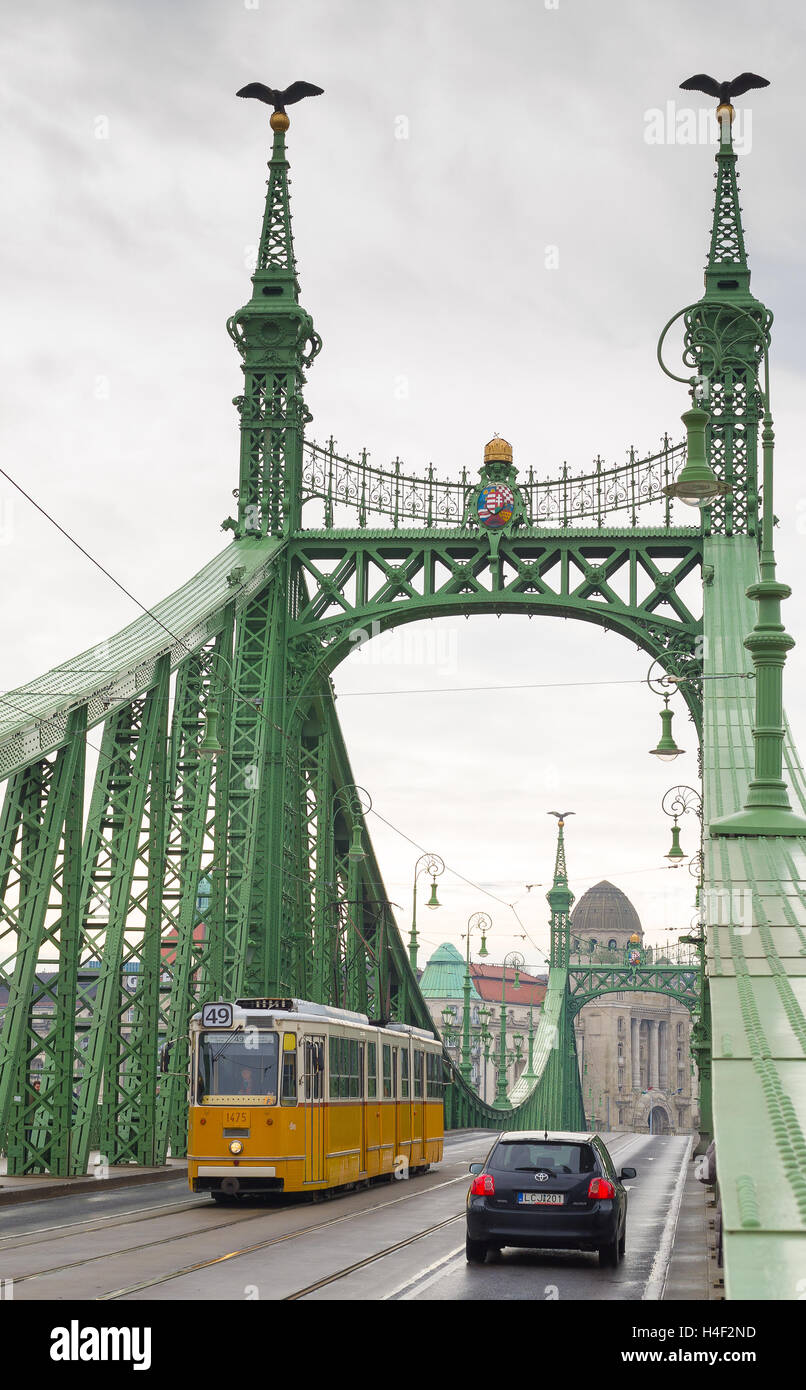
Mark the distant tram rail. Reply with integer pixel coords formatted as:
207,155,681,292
176,998,446,1201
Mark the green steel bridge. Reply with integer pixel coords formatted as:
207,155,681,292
1,96,805,1301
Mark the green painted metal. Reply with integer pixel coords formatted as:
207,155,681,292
0,96,804,1303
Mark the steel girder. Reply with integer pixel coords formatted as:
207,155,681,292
567,966,701,1017
288,529,704,730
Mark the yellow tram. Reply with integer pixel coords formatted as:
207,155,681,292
185,998,446,1200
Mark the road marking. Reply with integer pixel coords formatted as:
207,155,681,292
642,1137,693,1301
387,1243,466,1300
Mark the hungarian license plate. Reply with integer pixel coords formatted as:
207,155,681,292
518,1192,564,1205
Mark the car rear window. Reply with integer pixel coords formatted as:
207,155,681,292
490,1141,596,1174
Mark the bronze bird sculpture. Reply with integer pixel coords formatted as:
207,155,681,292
679,73,769,104
236,81,324,113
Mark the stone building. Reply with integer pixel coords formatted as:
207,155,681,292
570,881,698,1134
418,942,547,1105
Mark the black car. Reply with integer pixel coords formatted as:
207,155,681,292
466,1130,636,1266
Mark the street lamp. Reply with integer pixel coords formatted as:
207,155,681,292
332,785,372,864
493,951,524,1110
409,853,445,971
478,1005,493,1103
522,1004,538,1080
646,660,686,762
460,912,490,1083
663,405,729,508
661,784,702,865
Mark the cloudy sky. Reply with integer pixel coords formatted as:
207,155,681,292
3,0,806,972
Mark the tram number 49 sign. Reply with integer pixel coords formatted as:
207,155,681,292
201,1003,233,1028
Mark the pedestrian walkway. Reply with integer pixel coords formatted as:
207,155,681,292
663,1157,722,1301
0,1156,187,1205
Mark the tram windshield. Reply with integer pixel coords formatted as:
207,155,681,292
196,1030,279,1102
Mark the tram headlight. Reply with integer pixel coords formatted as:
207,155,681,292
229,1140,244,1155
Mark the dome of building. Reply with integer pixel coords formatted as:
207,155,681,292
418,942,481,999
570,880,643,948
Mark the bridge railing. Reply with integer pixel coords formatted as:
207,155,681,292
300,435,686,532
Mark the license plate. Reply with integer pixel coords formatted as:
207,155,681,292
518,1192,564,1205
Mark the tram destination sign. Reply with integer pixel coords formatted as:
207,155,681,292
235,997,294,1011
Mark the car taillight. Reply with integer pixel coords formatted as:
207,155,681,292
588,1177,615,1200
470,1172,495,1196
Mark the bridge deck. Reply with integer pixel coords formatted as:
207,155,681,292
704,535,806,1298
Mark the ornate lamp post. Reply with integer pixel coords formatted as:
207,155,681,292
661,784,701,866
441,1006,458,1059
479,1006,493,1102
493,951,524,1110
460,912,490,1082
646,660,686,762
522,1004,538,1080
332,784,371,863
409,853,444,971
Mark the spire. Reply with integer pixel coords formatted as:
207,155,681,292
678,96,771,538
225,112,321,538
546,814,575,968
703,107,752,300
254,116,299,297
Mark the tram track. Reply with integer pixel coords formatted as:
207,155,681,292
282,1214,464,1299
0,1196,210,1252
3,1170,468,1297
6,1134,647,1300
96,1172,469,1300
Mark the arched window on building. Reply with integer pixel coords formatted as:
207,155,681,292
589,938,598,952
617,1016,625,1034
608,939,617,950
677,1022,683,1038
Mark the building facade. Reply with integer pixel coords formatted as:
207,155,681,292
418,942,547,1104
570,881,698,1135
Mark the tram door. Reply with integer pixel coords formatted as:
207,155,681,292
412,1049,424,1166
358,1043,368,1174
303,1036,326,1184
392,1045,400,1163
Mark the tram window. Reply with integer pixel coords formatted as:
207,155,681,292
414,1050,424,1099
382,1045,392,1098
401,1050,410,1098
329,1036,340,1098
367,1042,377,1098
280,1034,297,1105
197,1030,279,1101
329,1036,361,1099
427,1053,444,1098
392,1047,399,1098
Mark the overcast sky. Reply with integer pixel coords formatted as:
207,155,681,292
3,0,806,972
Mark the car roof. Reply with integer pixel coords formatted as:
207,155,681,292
496,1131,602,1144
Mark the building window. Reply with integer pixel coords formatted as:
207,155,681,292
677,1022,683,1039
589,938,598,951
618,1016,625,1034
677,1068,684,1090
677,1047,682,1062
608,939,617,950
618,1043,624,1059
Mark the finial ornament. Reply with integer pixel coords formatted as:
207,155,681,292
679,72,769,105
236,80,325,122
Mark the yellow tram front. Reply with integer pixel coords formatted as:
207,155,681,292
186,998,445,1201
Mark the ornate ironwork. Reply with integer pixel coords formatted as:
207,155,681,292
300,435,686,532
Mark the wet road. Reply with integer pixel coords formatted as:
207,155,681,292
0,1130,691,1301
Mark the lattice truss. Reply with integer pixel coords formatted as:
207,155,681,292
290,531,704,703
568,966,701,1016
0,561,436,1174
